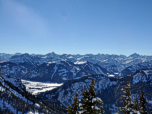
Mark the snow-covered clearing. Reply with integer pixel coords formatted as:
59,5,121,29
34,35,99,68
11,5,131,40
21,80,63,95
108,74,115,77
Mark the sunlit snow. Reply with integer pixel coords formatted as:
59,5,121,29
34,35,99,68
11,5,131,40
74,61,87,64
21,80,63,95
108,74,115,77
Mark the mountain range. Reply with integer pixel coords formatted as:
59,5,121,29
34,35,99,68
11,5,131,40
37,69,152,113
1,52,152,113
1,52,152,83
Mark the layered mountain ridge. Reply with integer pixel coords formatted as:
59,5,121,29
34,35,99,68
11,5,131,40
1,52,152,83
37,69,152,113
1,52,152,113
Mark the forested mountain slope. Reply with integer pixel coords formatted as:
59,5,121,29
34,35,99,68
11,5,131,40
0,69,66,114
38,69,152,113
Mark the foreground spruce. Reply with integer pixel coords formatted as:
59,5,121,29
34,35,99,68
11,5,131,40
139,89,148,114
118,81,149,114
67,78,104,114
118,81,135,113
67,92,79,114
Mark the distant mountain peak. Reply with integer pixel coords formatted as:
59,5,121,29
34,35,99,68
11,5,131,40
129,53,141,57
14,52,22,55
48,52,56,54
46,52,57,57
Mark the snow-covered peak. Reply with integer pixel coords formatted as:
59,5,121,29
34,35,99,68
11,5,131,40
129,53,141,58
46,52,57,57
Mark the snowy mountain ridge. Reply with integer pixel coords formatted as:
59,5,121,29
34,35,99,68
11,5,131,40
1,52,152,83
0,69,67,113
37,69,152,113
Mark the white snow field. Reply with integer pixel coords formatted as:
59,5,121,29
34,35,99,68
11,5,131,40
21,80,63,95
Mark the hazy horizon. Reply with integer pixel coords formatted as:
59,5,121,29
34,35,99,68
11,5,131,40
1,52,152,57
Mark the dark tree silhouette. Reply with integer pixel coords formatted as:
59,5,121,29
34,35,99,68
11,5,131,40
67,92,79,114
139,89,148,114
118,81,135,114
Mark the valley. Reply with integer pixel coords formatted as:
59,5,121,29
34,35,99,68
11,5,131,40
0,52,152,113
21,80,63,95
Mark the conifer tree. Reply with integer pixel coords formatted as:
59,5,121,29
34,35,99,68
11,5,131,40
118,81,134,114
80,78,104,114
133,94,140,111
67,92,79,114
93,97,104,114
139,89,148,114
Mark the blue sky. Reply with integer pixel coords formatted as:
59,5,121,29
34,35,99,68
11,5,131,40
0,0,152,56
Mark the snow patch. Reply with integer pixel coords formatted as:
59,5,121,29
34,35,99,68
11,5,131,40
74,61,87,64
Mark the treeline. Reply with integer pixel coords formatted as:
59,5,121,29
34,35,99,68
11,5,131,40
67,78,152,114
0,88,66,114
0,81,52,113
0,71,66,114
118,80,150,114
